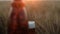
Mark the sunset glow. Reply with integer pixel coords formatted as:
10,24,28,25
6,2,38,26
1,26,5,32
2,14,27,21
24,0,42,2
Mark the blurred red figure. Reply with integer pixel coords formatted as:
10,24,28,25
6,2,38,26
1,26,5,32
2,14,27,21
8,0,28,34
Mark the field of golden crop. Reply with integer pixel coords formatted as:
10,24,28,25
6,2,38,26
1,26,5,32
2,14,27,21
0,1,60,34
26,1,60,34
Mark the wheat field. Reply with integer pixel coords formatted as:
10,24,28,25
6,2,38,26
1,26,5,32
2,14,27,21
26,1,60,34
0,0,60,34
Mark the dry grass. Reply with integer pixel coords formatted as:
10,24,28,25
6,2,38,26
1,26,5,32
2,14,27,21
26,1,60,34
0,1,11,34
0,1,60,34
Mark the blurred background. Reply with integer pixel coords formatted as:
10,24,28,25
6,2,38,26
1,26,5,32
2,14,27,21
0,0,60,34
0,1,11,34
25,0,60,34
